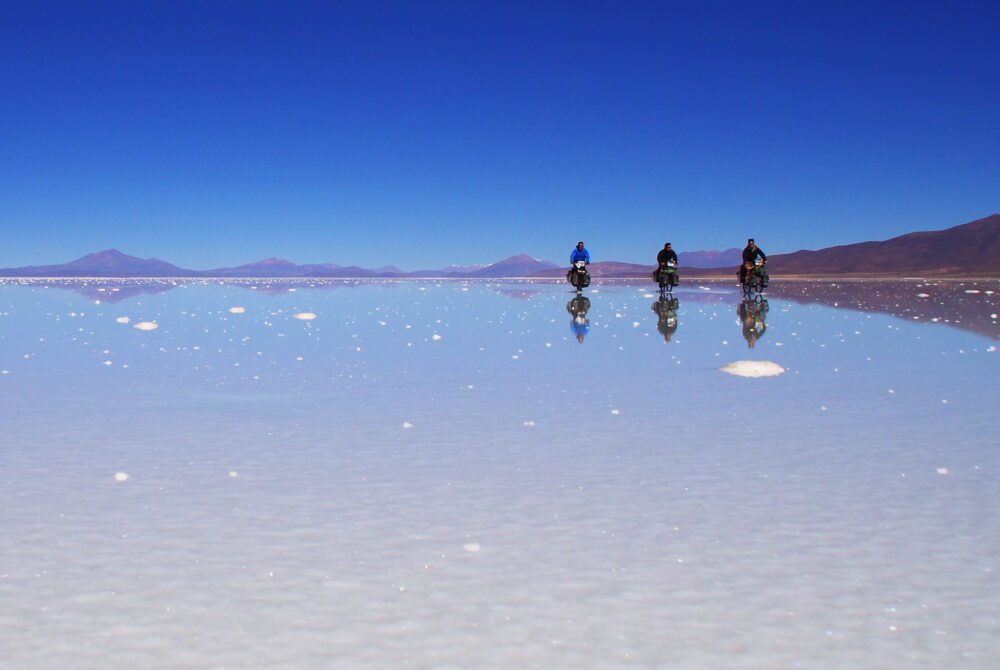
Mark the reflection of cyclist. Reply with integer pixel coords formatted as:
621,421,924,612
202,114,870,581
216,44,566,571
651,297,679,342
738,238,767,285
566,295,591,343
737,299,768,348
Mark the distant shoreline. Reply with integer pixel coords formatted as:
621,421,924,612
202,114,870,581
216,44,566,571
2,274,998,281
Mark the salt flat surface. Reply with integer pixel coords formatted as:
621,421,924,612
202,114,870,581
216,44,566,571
1,278,998,668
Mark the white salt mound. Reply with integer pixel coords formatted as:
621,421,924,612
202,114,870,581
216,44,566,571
293,312,316,320
229,307,246,314
113,472,129,482
133,321,158,331
115,316,130,324
720,360,785,377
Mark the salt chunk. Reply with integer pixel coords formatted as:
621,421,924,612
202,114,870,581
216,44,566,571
115,316,130,324
133,321,158,330
936,468,949,475
293,312,316,320
719,360,785,377
402,422,413,428
463,543,481,553
114,472,129,482
229,307,246,314
432,334,442,340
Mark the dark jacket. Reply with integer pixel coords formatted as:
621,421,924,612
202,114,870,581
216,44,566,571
657,248,678,265
742,245,766,264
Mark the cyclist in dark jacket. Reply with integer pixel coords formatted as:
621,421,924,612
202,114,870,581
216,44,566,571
739,238,766,284
657,242,678,267
656,242,678,286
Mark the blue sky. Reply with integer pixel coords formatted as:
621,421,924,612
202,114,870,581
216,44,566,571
1,1,997,270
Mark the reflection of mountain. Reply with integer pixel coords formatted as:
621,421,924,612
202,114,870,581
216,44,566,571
767,280,1000,340
12,278,180,303
75,281,178,303
496,287,541,300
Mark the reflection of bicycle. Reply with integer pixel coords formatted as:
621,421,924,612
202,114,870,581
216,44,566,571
740,258,769,297
738,298,768,348
566,295,591,343
652,260,679,298
651,296,679,342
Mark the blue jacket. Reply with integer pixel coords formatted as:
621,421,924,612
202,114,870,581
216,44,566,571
570,247,590,263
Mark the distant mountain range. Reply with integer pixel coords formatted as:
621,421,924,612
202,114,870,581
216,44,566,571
2,215,997,278
0,250,560,278
765,213,1000,276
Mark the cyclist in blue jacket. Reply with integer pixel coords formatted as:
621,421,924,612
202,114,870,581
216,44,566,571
568,241,591,288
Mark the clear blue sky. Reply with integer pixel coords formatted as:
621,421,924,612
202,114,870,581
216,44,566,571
1,0,997,270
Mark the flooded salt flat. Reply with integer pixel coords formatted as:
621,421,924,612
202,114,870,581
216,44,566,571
1,278,998,668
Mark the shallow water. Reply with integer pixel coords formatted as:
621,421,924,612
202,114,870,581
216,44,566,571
1,278,998,669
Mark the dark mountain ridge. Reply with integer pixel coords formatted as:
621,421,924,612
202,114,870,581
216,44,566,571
1,215,997,278
767,214,1000,276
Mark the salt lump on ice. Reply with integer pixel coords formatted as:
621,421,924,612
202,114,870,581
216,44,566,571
293,312,317,320
133,321,158,331
720,360,785,377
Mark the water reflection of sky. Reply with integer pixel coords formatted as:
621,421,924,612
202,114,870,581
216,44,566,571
1,278,997,668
